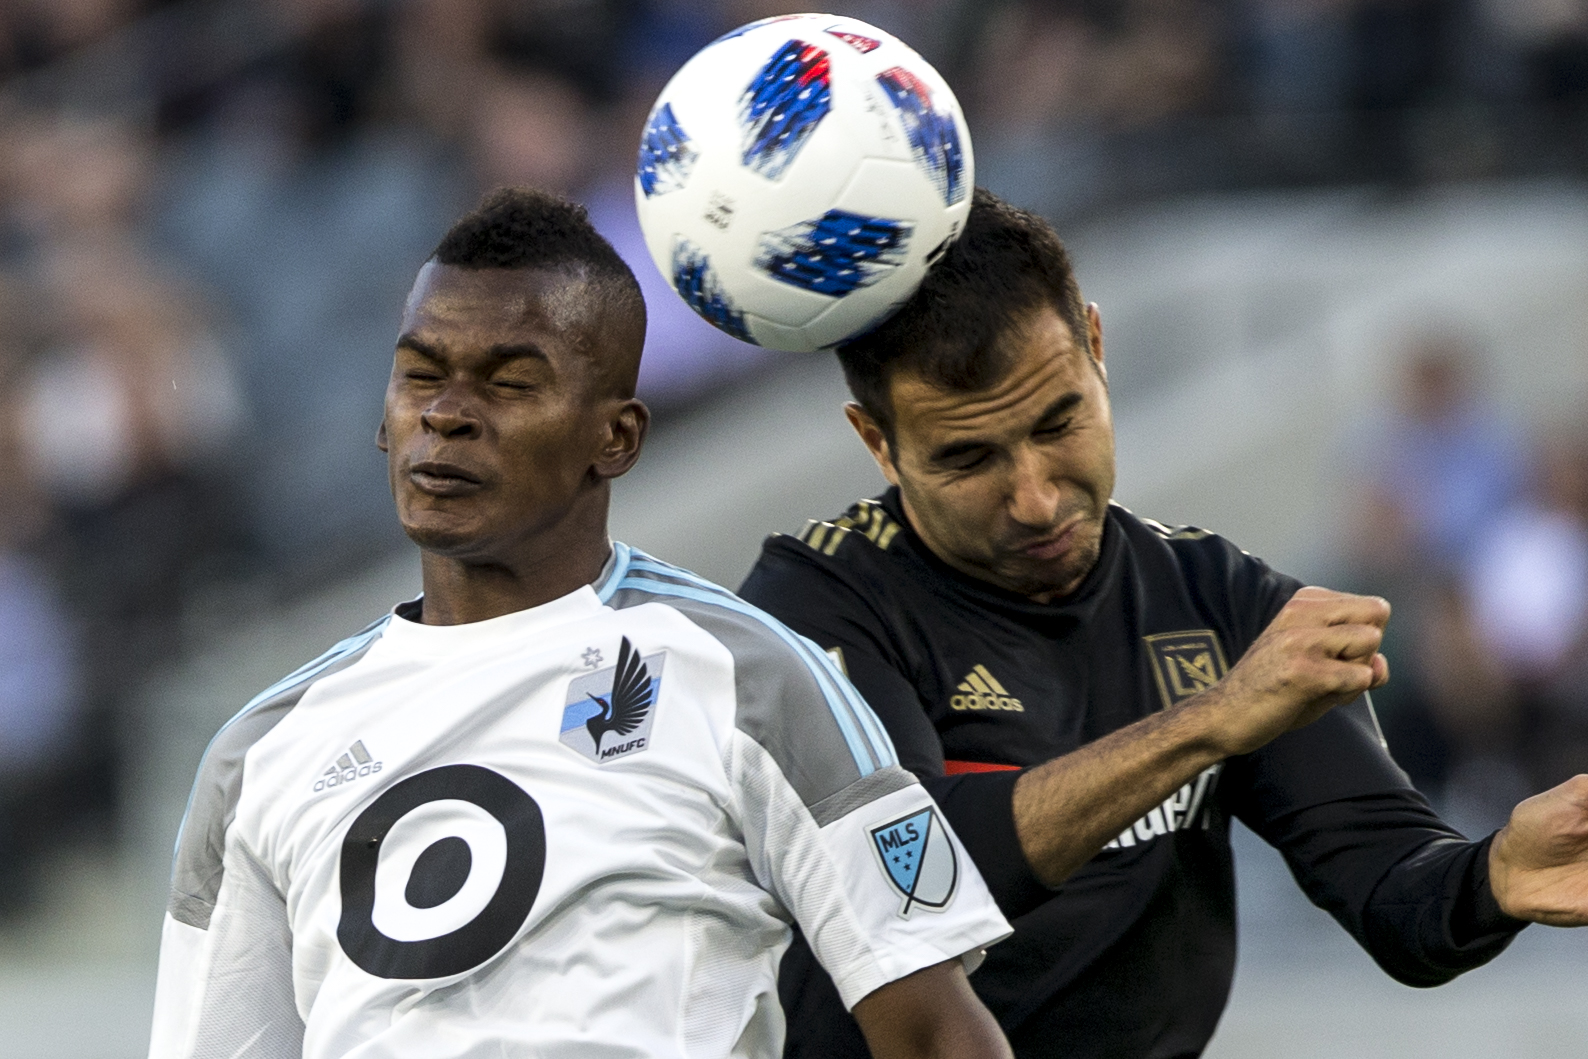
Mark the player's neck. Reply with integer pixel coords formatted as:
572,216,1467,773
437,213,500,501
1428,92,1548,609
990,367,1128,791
415,509,614,626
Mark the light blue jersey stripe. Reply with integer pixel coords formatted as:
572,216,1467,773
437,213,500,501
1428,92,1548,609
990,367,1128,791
625,558,898,764
596,542,634,603
805,636,899,763
233,618,390,722
614,573,884,777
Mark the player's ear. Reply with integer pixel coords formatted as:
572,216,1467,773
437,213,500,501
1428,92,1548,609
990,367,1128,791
592,398,649,481
376,419,389,452
844,402,900,487
1085,302,1106,381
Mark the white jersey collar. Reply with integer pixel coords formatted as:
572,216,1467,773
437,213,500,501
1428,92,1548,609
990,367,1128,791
381,544,626,652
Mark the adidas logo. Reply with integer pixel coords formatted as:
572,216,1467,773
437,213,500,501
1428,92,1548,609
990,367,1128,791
949,665,1024,712
312,740,382,792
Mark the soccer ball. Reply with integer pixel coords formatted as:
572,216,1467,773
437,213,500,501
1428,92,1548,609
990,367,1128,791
634,13,974,352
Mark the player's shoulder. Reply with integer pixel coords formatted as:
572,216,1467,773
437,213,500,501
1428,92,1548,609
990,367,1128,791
169,614,391,928
1114,504,1299,620
744,494,910,602
601,544,844,683
201,615,392,782
788,495,907,564
601,545,897,796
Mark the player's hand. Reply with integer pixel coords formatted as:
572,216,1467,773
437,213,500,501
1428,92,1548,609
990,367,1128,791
1186,586,1390,758
1490,774,1588,926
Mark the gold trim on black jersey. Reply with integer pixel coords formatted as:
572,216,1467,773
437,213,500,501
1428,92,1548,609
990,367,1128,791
797,498,902,556
1140,517,1212,542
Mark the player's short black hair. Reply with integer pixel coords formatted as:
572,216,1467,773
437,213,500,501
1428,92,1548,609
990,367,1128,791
835,188,1089,441
432,186,646,357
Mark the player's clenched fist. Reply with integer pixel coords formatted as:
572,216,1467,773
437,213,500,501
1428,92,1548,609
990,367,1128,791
1185,586,1391,758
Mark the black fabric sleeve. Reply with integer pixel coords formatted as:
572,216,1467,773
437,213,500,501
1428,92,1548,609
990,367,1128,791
740,541,1052,918
1217,547,1525,985
925,771,1054,919
1244,791,1525,985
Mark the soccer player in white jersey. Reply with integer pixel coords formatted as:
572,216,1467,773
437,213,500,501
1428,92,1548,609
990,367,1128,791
147,188,1016,1059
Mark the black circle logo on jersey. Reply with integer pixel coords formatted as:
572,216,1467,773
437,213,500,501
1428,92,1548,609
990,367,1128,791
337,764,545,980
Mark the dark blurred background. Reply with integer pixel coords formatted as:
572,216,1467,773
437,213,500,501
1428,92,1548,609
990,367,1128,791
0,2,1584,1055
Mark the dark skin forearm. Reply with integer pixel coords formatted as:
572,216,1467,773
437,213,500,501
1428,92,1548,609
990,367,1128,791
1013,587,1392,886
852,958,1012,1059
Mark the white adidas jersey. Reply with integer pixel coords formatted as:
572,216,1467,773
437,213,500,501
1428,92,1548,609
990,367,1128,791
149,545,1010,1059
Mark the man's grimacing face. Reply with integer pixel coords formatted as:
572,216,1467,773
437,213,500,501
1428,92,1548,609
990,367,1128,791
377,262,636,559
855,304,1116,601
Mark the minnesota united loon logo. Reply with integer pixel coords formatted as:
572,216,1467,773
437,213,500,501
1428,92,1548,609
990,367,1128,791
559,638,665,764
869,807,958,916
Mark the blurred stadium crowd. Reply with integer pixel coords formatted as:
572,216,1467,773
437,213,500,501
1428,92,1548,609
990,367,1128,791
1350,343,1588,834
0,0,1585,920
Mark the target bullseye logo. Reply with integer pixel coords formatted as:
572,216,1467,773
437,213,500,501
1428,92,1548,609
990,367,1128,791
338,764,545,980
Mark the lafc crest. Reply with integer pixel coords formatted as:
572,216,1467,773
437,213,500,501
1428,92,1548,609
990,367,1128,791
1144,630,1229,709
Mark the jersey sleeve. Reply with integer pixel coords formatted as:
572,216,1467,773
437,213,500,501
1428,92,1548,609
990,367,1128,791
637,576,1012,1011
150,835,302,1058
151,734,303,1058
1235,790,1525,984
149,621,383,1058
739,536,947,778
1215,549,1526,985
741,538,1055,919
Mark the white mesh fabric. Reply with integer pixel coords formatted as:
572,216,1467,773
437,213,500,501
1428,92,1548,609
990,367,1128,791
188,837,304,1059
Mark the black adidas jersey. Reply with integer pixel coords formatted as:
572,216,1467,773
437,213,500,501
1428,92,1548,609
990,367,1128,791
739,490,1526,1059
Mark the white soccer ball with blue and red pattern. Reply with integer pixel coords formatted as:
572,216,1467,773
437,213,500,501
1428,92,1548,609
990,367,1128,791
634,13,974,352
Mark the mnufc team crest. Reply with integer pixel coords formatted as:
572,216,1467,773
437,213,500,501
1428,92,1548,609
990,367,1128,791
869,807,957,916
559,638,665,764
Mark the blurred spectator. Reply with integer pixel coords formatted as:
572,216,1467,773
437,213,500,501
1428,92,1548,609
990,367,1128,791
0,0,144,79
1246,0,1355,116
1465,433,1588,789
1482,0,1588,105
1466,434,1588,680
1406,577,1530,830
961,3,1111,218
971,3,1100,137
1361,336,1526,572
1097,0,1227,129
1348,337,1531,822
0,111,252,878
0,284,83,920
470,68,594,195
19,247,244,509
16,245,246,782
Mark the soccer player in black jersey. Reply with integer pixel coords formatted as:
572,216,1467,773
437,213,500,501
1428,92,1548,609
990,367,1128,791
738,189,1588,1059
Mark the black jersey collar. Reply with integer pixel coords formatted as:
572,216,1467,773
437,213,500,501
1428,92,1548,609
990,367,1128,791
878,487,1124,627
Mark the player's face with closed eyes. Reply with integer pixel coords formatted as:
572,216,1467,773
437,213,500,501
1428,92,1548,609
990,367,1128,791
868,304,1116,601
378,263,615,558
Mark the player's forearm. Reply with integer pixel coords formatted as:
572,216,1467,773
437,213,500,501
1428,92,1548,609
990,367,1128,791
1012,691,1232,886
1014,589,1390,886
852,960,1013,1059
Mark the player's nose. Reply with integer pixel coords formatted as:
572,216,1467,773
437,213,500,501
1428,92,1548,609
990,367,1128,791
421,389,483,439
1007,450,1062,528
